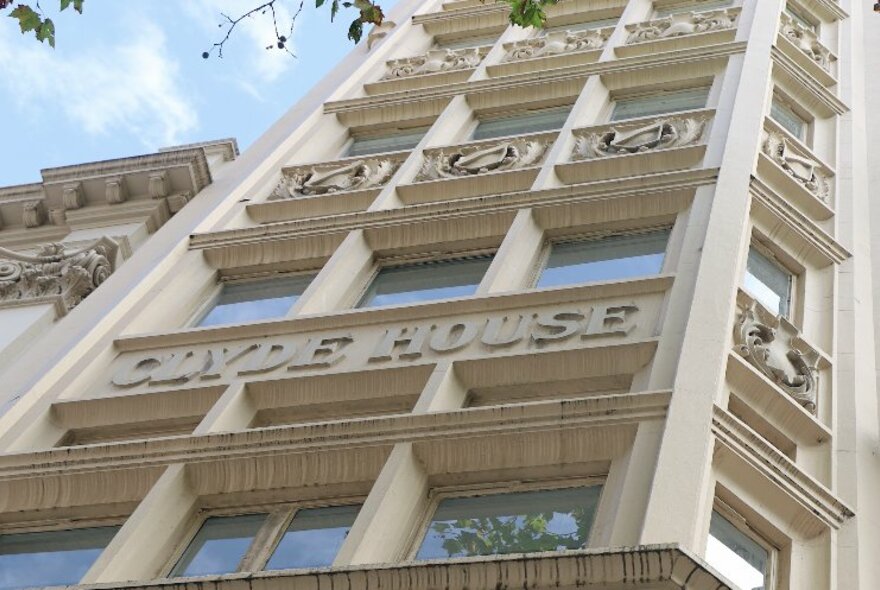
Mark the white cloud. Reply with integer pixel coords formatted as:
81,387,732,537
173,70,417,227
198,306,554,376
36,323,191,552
0,19,197,149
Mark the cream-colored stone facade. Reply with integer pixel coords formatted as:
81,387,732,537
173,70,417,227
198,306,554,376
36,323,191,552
0,0,878,588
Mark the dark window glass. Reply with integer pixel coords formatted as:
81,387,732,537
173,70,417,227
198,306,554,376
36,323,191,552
347,127,429,157
0,526,119,590
170,514,267,577
610,87,709,121
770,98,807,141
744,247,792,317
705,511,769,590
264,505,360,571
198,275,313,327
415,486,602,560
472,106,571,141
359,256,492,308
537,231,669,289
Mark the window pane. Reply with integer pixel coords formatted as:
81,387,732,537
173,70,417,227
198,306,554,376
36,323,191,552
264,505,360,571
472,106,571,141
171,514,267,577
359,256,492,308
784,3,817,31
610,87,709,121
0,526,119,590
770,99,807,141
655,0,733,17
744,248,791,317
347,127,429,157
416,486,601,560
706,511,768,590
198,275,313,327
435,35,499,50
538,231,669,289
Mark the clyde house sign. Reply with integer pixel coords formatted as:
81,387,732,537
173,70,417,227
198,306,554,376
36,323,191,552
112,302,644,389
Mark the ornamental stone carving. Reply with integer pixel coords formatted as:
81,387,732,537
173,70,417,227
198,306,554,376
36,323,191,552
105,176,128,204
572,114,708,160
734,303,819,413
382,47,483,79
503,28,611,61
22,200,47,228
148,171,169,199
62,182,85,210
762,130,831,201
780,12,834,73
271,158,401,199
0,237,118,313
625,9,737,44
417,138,549,181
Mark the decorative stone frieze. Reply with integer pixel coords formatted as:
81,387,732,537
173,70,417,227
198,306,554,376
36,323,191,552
382,47,484,79
762,130,831,202
22,200,46,228
572,114,709,160
271,158,402,200
734,303,820,413
62,182,85,210
0,237,118,313
105,176,128,205
780,12,835,73
417,138,550,181
625,9,737,44
503,28,611,61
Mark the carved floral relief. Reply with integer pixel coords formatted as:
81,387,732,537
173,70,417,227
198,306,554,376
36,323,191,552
572,114,708,160
779,12,834,73
271,158,402,199
0,237,118,313
625,8,737,44
734,303,819,413
382,47,484,79
762,130,831,202
503,28,611,62
416,137,550,181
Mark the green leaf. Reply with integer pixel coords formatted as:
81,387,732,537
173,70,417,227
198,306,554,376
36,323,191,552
36,18,55,47
73,0,84,13
10,5,42,33
315,0,325,7
330,0,339,21
347,17,363,42
60,0,71,11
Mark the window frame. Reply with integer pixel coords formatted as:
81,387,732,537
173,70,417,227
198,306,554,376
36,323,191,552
405,477,606,562
541,17,619,35
744,239,797,319
653,0,734,18
344,125,431,158
709,501,779,590
769,92,813,146
608,85,712,123
469,104,573,142
433,33,500,50
163,497,364,579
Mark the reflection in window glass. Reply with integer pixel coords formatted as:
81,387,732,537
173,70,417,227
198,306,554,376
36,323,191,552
537,231,669,289
171,514,267,577
610,87,709,121
744,247,792,317
198,275,313,328
472,106,571,141
655,0,733,17
359,256,492,308
347,127,429,157
0,526,119,590
706,511,769,590
415,486,602,560
264,505,360,571
770,98,807,141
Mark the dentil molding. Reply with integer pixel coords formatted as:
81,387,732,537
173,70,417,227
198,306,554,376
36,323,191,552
572,113,709,160
416,137,550,181
625,8,738,44
271,158,403,199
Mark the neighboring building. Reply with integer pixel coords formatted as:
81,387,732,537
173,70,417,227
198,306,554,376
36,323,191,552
0,0,877,588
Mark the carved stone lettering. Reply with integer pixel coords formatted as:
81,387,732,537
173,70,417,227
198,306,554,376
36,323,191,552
369,326,432,362
289,336,353,369
200,344,260,380
417,138,549,182
532,311,587,344
112,356,164,387
238,343,298,376
625,8,737,44
584,305,639,337
149,351,200,385
429,322,480,353
481,315,529,347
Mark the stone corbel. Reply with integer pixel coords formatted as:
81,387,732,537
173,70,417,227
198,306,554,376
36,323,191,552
0,236,119,315
734,302,820,413
148,171,169,199
572,113,709,160
779,12,835,73
367,20,395,49
502,27,611,61
271,158,402,199
62,182,85,210
382,47,484,79
762,130,831,202
22,200,47,228
417,137,550,181
625,8,738,44
105,176,129,205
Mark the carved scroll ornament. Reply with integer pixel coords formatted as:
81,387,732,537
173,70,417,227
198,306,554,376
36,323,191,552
271,158,401,199
626,9,737,44
0,237,118,313
762,131,831,202
382,47,483,79
417,138,549,181
734,304,819,413
503,28,611,61
572,115,707,160
779,13,834,73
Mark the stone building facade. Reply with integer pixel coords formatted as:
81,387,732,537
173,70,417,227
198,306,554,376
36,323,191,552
0,0,878,588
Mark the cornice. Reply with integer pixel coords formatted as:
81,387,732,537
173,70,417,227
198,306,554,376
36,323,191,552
809,0,848,20
771,47,848,116
412,2,507,25
324,42,747,116
712,405,853,530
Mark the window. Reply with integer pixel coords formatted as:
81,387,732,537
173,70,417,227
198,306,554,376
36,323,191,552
346,126,429,157
784,3,817,32
472,106,571,141
770,97,808,142
171,505,360,577
654,0,733,17
197,275,314,328
358,256,492,308
706,510,771,590
544,18,618,34
414,486,602,560
537,230,669,289
610,87,710,121
0,526,120,590
434,34,499,50
743,246,792,317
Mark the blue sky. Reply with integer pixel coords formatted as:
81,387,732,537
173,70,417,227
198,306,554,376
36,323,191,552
0,0,388,186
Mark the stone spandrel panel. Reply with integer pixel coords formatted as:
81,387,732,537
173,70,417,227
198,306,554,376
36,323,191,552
97,283,671,398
